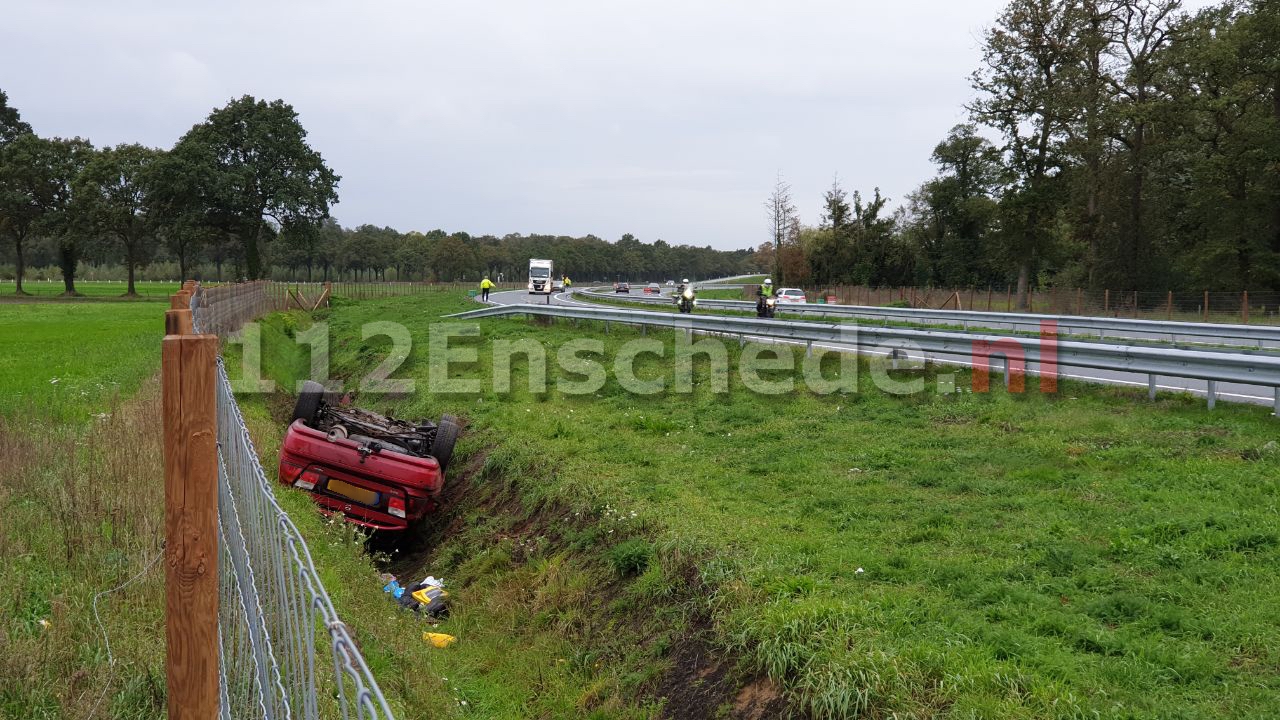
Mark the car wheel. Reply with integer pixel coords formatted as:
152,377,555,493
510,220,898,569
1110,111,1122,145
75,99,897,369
432,414,461,474
293,380,324,424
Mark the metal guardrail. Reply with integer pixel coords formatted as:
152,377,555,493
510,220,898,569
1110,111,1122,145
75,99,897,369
577,288,1280,349
450,302,1280,413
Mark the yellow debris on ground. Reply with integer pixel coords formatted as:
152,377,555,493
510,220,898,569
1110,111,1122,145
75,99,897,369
423,632,456,649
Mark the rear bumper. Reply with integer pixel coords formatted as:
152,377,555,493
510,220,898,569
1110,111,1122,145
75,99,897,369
278,420,444,531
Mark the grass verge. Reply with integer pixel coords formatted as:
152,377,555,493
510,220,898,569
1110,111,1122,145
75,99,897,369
228,292,1280,719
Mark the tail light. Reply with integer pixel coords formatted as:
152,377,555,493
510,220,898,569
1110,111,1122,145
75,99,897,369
280,461,303,482
294,469,323,491
387,496,407,519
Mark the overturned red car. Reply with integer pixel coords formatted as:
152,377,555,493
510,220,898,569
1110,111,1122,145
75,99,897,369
278,381,460,531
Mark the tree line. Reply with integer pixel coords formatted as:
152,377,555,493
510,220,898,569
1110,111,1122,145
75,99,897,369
764,0,1278,308
0,92,753,295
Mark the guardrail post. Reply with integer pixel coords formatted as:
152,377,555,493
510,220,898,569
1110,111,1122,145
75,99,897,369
1274,387,1279,417
1003,357,1011,390
162,319,219,720
1148,375,1157,401
1206,381,1217,410
806,340,813,358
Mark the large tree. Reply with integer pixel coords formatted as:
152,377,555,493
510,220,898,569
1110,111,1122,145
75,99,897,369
165,96,339,279
42,137,97,295
0,89,32,147
923,124,1003,285
77,144,164,295
0,134,84,295
971,0,1083,308
1104,0,1182,288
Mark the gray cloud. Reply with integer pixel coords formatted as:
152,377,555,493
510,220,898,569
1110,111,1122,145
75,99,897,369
2,0,1216,249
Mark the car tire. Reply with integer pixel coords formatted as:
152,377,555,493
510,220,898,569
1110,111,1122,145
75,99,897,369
293,381,324,424
432,415,460,474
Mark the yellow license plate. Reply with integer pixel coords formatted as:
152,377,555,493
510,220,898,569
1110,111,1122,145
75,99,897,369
325,479,379,506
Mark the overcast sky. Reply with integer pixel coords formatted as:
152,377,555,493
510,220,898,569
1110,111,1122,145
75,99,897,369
3,0,1216,251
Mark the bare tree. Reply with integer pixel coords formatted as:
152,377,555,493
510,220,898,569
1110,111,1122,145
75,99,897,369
765,173,797,284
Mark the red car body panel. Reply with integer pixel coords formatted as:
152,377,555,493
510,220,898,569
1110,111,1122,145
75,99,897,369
278,420,443,531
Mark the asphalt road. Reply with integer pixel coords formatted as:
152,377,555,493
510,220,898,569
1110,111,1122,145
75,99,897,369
478,289,1278,411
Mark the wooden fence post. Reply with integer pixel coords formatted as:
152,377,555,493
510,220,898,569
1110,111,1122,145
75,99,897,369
163,306,219,720
1243,290,1249,323
1104,289,1110,314
1167,291,1173,320
1077,288,1084,315
1203,291,1209,322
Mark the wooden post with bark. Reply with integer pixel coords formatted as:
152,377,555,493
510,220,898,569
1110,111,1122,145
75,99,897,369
163,286,219,720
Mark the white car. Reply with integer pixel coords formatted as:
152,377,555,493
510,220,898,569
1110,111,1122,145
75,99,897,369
775,288,807,303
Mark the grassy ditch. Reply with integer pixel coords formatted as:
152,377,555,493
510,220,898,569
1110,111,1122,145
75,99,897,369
228,292,1280,719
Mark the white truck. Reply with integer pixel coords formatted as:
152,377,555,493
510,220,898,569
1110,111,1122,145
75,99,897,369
528,258,554,294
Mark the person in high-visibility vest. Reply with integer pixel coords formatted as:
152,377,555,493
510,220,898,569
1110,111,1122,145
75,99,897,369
480,276,494,301
564,276,572,289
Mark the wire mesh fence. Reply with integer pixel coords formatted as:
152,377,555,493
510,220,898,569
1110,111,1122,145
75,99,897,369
778,285,1280,325
190,282,396,720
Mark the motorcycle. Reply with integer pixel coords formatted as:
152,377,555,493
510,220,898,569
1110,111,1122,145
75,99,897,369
756,294,777,318
676,286,697,314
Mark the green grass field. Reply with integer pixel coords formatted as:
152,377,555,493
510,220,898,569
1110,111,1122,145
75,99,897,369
0,280,180,300
0,302,167,719
696,288,749,300
0,303,165,422
224,293,1280,719
6,290,1279,719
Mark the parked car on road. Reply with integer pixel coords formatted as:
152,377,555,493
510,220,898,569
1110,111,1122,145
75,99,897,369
614,282,631,293
644,282,662,295
776,288,807,303
278,382,460,531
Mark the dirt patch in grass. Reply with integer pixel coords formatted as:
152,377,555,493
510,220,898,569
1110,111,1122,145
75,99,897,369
655,611,785,720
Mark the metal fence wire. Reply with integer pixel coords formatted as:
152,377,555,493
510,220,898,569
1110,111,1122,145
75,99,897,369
192,284,396,720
